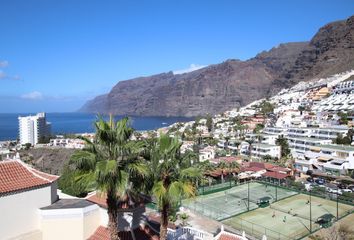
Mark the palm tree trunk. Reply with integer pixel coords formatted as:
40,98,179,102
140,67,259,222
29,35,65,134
160,203,169,240
107,190,120,240
249,144,252,161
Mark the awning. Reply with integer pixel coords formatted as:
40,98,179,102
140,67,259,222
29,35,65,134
317,156,332,161
310,146,321,152
329,159,346,165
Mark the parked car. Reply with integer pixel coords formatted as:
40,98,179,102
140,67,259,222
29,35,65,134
328,188,342,195
305,183,313,191
315,178,325,185
342,189,353,193
337,183,347,189
306,177,314,183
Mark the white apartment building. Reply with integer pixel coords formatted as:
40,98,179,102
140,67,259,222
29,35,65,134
300,144,354,175
251,143,281,159
18,112,51,145
287,127,348,140
333,80,354,93
199,146,216,162
260,134,278,145
262,127,286,136
288,137,332,157
310,127,348,140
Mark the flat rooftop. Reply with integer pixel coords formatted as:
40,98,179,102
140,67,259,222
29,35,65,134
287,136,330,142
40,199,95,210
320,144,354,152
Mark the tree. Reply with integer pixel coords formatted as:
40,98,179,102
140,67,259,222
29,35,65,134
68,116,147,240
263,155,272,162
276,136,291,158
234,141,241,155
148,134,200,240
182,150,199,167
259,100,275,116
24,143,32,150
298,105,305,115
58,165,88,197
246,139,254,159
337,111,349,125
38,135,51,144
206,114,213,132
224,136,230,149
333,133,352,145
253,124,264,134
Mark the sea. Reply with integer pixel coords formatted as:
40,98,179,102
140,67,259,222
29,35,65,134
0,113,193,141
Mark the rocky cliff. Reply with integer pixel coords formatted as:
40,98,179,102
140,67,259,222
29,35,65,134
80,15,354,117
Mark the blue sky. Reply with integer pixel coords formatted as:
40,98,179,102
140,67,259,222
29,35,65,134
0,0,353,113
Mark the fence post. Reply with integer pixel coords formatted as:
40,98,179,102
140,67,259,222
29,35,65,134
248,181,251,211
310,190,312,233
337,192,339,220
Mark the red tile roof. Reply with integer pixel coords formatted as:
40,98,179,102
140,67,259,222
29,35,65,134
0,160,59,195
267,166,291,173
262,171,289,180
242,166,264,172
86,192,108,208
147,213,176,230
218,234,243,240
211,156,242,164
86,192,145,210
88,226,159,240
248,162,274,170
205,168,239,177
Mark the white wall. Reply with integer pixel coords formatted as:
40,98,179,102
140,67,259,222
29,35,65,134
0,185,53,239
40,205,100,240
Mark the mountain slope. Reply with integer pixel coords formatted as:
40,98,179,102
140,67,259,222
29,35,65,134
80,15,354,117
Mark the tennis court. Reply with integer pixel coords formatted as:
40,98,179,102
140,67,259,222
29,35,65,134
222,193,354,240
182,182,298,220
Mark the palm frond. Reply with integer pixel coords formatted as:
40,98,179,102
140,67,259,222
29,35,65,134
152,181,168,207
74,171,96,192
69,151,96,171
168,181,195,202
180,167,202,181
126,161,148,178
95,160,119,188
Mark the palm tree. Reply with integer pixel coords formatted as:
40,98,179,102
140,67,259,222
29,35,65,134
218,161,228,183
182,150,199,168
69,116,147,240
234,141,241,155
246,139,254,160
148,134,200,240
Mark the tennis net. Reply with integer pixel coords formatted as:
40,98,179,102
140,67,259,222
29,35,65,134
270,204,315,222
226,191,260,204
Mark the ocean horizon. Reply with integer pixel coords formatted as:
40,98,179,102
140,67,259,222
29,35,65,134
0,112,193,141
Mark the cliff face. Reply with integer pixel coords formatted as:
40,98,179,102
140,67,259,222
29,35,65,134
80,15,354,117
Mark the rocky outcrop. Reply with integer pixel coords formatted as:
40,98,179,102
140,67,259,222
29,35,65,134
80,15,354,117
20,148,76,175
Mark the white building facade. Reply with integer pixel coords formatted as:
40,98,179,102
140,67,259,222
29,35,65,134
19,112,51,145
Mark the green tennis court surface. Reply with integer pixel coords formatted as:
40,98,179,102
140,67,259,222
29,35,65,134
182,182,297,220
222,193,354,240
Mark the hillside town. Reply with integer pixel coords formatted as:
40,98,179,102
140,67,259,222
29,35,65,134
1,70,354,240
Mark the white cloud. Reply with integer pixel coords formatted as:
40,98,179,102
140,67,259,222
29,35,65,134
0,70,5,79
21,91,43,100
0,64,21,80
0,60,9,68
173,64,207,75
